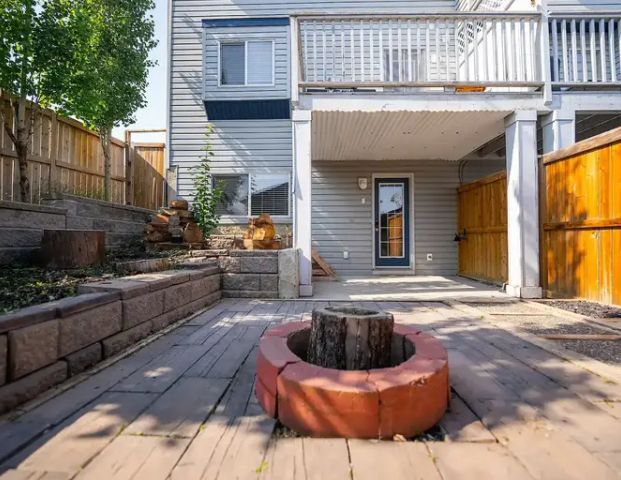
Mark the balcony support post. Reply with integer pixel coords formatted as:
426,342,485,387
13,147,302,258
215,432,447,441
293,109,313,297
505,110,542,299
541,110,575,153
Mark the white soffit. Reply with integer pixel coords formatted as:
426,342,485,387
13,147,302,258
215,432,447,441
312,110,510,161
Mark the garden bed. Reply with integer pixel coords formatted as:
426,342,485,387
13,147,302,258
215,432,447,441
0,249,190,315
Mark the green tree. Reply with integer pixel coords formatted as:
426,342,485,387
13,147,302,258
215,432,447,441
192,125,223,239
58,0,157,202
0,0,78,202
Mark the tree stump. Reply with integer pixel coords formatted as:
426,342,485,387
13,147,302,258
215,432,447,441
40,229,106,268
307,306,394,370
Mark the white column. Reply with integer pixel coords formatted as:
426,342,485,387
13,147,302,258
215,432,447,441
541,110,576,153
505,110,542,299
293,110,313,297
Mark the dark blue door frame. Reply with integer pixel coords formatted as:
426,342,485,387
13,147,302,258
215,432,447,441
374,177,411,268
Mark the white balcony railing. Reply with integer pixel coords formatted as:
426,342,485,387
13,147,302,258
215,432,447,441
549,14,621,86
296,13,545,91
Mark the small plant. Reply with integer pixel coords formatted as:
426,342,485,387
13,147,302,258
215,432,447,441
192,124,223,239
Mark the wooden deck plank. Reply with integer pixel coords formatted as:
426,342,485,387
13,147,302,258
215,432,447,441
439,393,496,443
111,345,212,393
5,392,156,475
169,347,259,480
176,312,236,346
124,377,230,438
260,438,306,480
348,440,442,480
429,443,535,480
74,435,190,480
302,438,350,480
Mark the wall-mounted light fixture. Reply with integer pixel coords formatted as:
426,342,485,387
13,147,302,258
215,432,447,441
357,177,369,190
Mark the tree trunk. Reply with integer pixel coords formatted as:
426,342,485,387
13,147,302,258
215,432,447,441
307,306,394,370
100,127,112,202
40,229,106,268
15,98,31,203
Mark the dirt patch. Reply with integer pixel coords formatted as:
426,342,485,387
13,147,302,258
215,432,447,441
538,300,621,320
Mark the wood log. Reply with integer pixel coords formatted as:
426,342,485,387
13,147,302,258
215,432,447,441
307,306,394,370
40,229,105,269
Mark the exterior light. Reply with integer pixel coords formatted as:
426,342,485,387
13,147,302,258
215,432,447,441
358,177,369,190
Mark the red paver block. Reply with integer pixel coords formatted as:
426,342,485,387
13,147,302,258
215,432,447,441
393,324,420,337
369,359,449,438
255,376,277,418
256,336,301,397
277,362,380,438
263,321,310,339
407,332,449,361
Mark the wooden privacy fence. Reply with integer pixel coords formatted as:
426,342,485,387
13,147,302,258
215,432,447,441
457,171,508,284
541,127,621,306
0,93,166,210
458,126,621,306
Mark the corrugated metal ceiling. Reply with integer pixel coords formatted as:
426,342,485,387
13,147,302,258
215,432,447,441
312,110,510,161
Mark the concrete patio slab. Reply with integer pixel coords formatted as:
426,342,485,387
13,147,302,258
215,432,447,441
312,276,511,302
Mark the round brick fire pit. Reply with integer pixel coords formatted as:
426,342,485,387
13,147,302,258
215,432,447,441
256,321,449,439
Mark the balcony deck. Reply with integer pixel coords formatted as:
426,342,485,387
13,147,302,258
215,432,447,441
292,12,621,95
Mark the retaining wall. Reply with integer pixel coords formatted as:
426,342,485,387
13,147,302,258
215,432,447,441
0,260,221,413
0,195,154,265
212,249,299,299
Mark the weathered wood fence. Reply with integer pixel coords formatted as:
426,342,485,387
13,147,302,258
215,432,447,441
458,126,621,305
457,171,508,284
541,127,621,305
0,93,165,210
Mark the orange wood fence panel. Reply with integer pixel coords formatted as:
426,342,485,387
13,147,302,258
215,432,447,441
541,126,621,306
130,143,166,211
457,171,508,285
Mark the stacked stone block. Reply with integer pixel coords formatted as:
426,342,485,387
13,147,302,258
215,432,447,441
0,260,221,414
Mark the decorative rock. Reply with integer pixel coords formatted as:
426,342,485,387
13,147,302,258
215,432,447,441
102,321,153,358
9,320,59,380
278,249,299,299
58,301,122,356
65,343,103,376
0,361,68,414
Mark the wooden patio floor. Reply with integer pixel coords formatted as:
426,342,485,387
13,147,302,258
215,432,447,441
1,299,621,479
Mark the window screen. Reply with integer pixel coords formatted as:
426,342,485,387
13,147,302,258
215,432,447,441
220,43,245,85
213,174,249,215
247,41,273,85
250,175,289,216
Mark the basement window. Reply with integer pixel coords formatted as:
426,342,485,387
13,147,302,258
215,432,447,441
220,40,274,86
213,173,290,217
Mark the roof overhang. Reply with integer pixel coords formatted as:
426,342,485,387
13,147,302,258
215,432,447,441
311,110,511,161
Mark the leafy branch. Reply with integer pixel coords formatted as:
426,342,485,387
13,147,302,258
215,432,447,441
192,125,223,239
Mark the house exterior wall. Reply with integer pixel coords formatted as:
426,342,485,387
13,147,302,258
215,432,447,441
203,24,290,100
311,159,504,276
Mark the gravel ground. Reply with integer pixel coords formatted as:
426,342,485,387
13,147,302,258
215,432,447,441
536,300,621,319
470,302,621,365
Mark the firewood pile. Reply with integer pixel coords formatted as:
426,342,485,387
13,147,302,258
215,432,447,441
146,199,205,246
234,213,282,250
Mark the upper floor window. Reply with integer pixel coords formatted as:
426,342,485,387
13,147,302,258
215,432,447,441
220,40,274,86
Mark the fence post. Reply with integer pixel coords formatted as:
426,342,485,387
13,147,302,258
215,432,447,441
125,130,133,206
538,156,547,297
49,111,60,196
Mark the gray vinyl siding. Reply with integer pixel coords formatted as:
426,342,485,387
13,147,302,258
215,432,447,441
547,0,621,12
311,159,504,276
173,120,293,211
203,25,290,99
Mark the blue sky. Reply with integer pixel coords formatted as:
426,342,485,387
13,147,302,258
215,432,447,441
113,0,168,142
